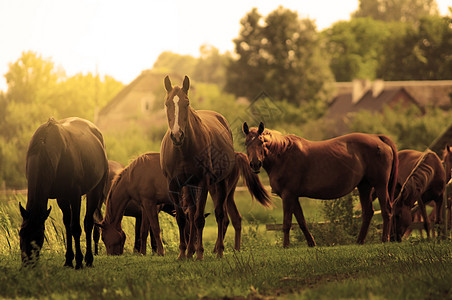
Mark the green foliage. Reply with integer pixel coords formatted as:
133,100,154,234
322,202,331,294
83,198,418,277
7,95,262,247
323,18,391,81
349,104,451,150
378,14,452,80
225,6,335,106
353,0,439,23
0,51,124,188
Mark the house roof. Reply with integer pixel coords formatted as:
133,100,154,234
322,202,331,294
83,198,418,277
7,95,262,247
98,70,183,118
333,80,452,109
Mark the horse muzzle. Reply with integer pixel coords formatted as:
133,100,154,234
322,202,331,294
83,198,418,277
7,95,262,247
170,131,185,146
250,160,262,174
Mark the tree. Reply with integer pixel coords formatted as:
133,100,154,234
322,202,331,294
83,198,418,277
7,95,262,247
152,51,198,76
323,18,391,81
353,0,439,23
225,7,334,107
0,52,124,188
192,45,230,88
377,15,452,80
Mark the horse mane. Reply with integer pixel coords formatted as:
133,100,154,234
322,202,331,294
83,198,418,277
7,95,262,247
395,150,435,206
104,153,156,224
261,129,299,154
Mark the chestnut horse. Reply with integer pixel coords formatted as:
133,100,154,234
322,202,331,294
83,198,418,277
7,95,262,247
161,76,272,260
100,151,263,255
93,160,124,254
391,150,445,241
20,117,108,269
243,122,398,246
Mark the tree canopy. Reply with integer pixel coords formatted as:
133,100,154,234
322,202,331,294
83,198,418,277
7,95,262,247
353,0,439,23
225,7,335,106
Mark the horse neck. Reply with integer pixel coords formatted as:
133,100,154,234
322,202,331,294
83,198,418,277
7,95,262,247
262,134,298,174
180,106,209,154
103,174,129,227
398,156,435,206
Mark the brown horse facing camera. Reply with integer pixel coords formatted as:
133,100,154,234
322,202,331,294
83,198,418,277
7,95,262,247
99,151,266,256
243,122,398,246
20,117,108,269
392,150,446,241
161,76,272,260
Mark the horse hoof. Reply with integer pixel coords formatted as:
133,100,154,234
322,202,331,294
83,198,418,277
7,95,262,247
75,264,83,270
64,262,74,268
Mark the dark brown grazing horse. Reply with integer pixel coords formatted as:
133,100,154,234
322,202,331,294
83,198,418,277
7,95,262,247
161,76,272,260
243,122,398,246
404,145,452,237
395,149,446,239
20,117,108,269
391,150,445,241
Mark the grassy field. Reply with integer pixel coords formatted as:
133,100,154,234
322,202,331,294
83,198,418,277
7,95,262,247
1,192,451,299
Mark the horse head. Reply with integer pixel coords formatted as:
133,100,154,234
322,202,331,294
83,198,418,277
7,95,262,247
164,75,190,146
19,203,51,265
391,191,412,242
243,122,266,173
98,222,126,255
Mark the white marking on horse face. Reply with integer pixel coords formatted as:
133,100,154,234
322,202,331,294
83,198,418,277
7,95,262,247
172,95,180,133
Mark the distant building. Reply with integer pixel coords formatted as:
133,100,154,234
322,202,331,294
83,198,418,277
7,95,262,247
96,70,183,132
325,79,452,135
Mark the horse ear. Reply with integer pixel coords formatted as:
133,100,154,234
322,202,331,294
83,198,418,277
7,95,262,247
182,76,190,94
242,122,249,135
19,203,29,219
258,122,265,135
447,144,451,153
164,75,172,92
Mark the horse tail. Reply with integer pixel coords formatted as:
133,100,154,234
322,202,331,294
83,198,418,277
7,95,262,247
378,135,399,206
235,152,273,207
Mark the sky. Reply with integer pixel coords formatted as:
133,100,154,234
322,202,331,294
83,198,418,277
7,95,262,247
0,0,450,92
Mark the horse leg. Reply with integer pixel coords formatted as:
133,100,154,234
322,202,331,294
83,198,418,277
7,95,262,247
418,200,430,239
93,207,103,255
226,191,242,251
135,214,144,254
57,198,74,268
212,180,226,258
169,180,187,260
185,190,197,259
357,183,375,244
85,182,103,268
142,200,165,256
281,193,295,248
69,196,83,269
292,200,316,247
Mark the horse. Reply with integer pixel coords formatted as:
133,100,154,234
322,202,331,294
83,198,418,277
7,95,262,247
99,153,174,255
19,117,108,269
391,150,446,241
99,151,258,256
242,122,398,246
404,145,452,238
93,160,174,255
161,76,272,260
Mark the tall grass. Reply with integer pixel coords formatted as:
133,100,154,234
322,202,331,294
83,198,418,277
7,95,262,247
1,192,450,299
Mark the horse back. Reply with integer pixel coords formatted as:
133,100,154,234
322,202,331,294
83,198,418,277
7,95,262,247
33,118,108,198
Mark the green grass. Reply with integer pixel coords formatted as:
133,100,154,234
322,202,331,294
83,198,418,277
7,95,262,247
1,193,451,299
